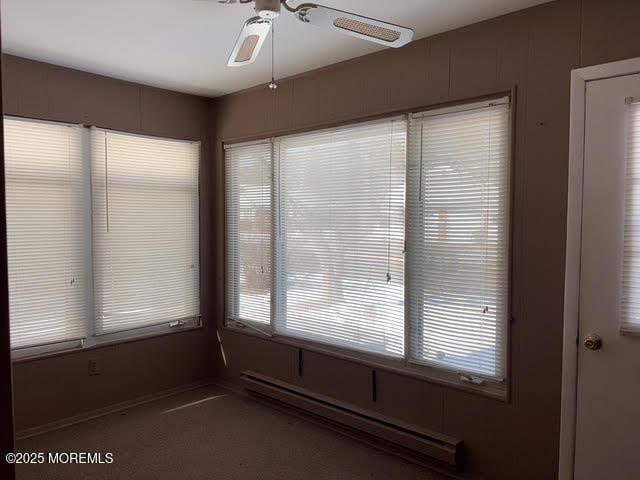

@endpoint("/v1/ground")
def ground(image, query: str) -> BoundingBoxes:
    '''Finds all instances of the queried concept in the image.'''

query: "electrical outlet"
[88,359,102,376]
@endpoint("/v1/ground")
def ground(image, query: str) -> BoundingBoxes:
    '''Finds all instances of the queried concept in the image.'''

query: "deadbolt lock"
[584,334,603,351]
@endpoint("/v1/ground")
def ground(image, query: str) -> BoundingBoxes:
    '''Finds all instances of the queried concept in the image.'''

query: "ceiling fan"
[220,0,414,67]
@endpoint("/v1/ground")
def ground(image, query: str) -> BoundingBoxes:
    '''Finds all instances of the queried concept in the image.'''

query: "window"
[91,129,200,334]
[225,141,272,325]
[275,119,406,356]
[4,118,201,352]
[621,101,640,334]
[407,99,511,379]
[225,98,511,383]
[4,118,87,349]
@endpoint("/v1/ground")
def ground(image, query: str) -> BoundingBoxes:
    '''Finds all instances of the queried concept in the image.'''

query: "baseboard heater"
[240,371,463,470]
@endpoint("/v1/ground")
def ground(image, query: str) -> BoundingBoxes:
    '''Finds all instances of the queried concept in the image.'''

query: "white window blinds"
[91,129,200,334]
[224,101,512,384]
[621,101,640,334]
[4,118,87,348]
[407,99,511,379]
[225,141,272,325]
[275,119,407,357]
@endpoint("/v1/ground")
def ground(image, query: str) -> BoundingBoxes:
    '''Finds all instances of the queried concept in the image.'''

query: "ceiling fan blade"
[293,4,413,48]
[227,17,272,67]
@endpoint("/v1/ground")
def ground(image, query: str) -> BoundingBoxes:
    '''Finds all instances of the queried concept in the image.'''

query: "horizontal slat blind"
[225,141,272,325]
[621,102,640,334]
[275,118,407,357]
[4,118,87,348]
[407,100,511,378]
[92,129,200,334]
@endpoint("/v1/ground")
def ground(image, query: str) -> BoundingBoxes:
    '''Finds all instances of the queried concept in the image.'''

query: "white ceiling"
[1,0,550,97]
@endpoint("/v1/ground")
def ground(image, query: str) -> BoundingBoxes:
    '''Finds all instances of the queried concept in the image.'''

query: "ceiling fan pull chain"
[269,19,278,90]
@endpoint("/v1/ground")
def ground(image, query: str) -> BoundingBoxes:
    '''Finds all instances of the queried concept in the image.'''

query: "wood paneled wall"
[0,17,17,479]
[1,54,217,432]
[212,1,640,478]
[3,0,640,477]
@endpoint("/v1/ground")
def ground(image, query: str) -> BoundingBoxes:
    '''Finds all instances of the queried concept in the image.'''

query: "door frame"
[561,56,640,480]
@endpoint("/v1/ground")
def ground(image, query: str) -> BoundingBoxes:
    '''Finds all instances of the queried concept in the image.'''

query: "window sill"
[221,321,508,401]
[11,318,203,364]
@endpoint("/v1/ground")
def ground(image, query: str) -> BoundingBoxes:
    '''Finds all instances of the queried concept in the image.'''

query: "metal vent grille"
[333,17,401,43]
[235,34,259,63]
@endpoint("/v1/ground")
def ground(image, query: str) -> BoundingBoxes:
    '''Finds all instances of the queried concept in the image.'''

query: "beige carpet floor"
[15,384,448,480]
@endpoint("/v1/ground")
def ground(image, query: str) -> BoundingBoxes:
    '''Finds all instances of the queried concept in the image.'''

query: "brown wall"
[212,1,640,478]
[1,54,216,432]
[4,0,640,475]
[0,16,17,479]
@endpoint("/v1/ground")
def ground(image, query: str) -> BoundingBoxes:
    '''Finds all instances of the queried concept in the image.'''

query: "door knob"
[584,334,603,351]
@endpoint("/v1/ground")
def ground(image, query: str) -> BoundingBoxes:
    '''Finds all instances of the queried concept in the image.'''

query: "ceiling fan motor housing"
[255,0,281,19]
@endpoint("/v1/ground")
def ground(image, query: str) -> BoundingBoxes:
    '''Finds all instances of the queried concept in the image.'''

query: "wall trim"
[15,378,214,440]
[561,56,640,480]
[221,325,507,401]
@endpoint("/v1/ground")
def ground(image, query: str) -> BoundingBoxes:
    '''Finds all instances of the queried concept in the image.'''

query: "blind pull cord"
[67,128,74,288]
[418,122,424,202]
[261,147,266,278]
[481,116,493,315]
[104,133,110,233]
[386,123,394,284]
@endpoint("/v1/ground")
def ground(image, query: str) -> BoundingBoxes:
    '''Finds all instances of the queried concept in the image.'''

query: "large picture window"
[225,98,511,383]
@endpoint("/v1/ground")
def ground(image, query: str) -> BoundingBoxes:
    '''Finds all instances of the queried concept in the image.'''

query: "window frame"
[224,138,274,327]
[223,94,514,399]
[7,118,203,361]
[406,96,512,381]
[273,117,408,357]
[90,127,201,336]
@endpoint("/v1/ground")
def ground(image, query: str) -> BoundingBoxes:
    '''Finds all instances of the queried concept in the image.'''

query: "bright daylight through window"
[4,118,87,349]
[621,100,640,335]
[225,98,511,381]
[4,117,201,352]
[407,99,511,379]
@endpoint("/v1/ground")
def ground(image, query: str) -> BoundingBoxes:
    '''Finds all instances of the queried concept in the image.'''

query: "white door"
[576,72,640,479]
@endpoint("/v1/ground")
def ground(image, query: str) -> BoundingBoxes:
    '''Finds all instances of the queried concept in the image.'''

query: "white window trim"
[12,317,202,361]
[224,101,512,398]
[406,96,511,382]
[410,96,510,119]
[560,56,640,480]
[7,119,202,361]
